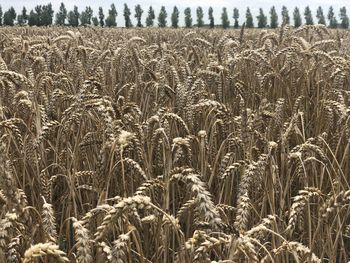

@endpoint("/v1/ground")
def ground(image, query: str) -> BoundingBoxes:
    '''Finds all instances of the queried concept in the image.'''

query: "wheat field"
[0,25,349,262]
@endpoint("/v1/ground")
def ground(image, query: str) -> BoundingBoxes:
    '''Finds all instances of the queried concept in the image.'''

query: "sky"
[1,0,349,26]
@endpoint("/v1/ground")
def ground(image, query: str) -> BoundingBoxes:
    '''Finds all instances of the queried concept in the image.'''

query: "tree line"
[0,3,349,29]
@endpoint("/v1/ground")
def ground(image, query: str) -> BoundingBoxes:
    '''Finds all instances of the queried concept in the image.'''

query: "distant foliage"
[3,7,16,26]
[270,6,278,28]
[146,6,155,27]
[98,7,104,27]
[67,6,79,27]
[134,4,143,27]
[304,6,314,25]
[316,6,326,25]
[246,7,254,28]
[123,4,133,28]
[0,5,350,29]
[339,7,349,29]
[233,8,239,28]
[196,7,204,27]
[257,8,267,28]
[208,7,214,28]
[55,3,67,26]
[171,6,179,28]
[282,6,290,25]
[221,7,230,29]
[328,6,338,28]
[80,6,93,26]
[184,7,192,28]
[158,6,167,28]
[293,7,302,28]
[105,4,117,27]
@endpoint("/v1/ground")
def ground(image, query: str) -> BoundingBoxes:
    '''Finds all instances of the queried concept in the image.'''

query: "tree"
[304,6,314,25]
[184,8,192,28]
[316,6,326,25]
[123,4,133,28]
[17,15,25,26]
[339,7,349,29]
[80,6,93,26]
[17,7,27,26]
[328,6,338,28]
[22,7,28,24]
[98,7,104,27]
[135,4,143,27]
[233,8,239,28]
[28,10,38,26]
[270,6,278,28]
[221,7,230,29]
[293,7,302,28]
[246,8,254,28]
[55,3,67,25]
[3,7,16,26]
[92,17,99,26]
[27,5,45,26]
[208,7,214,28]
[0,6,2,26]
[145,6,155,27]
[282,6,290,25]
[32,5,43,26]
[158,6,167,27]
[196,7,204,27]
[68,6,80,27]
[105,4,117,27]
[171,6,179,28]
[27,4,53,26]
[257,8,267,28]
[42,3,54,26]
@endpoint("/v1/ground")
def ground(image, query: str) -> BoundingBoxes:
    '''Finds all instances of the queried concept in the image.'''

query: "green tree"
[28,10,38,26]
[92,17,99,26]
[28,5,42,26]
[0,6,3,26]
[257,8,267,28]
[328,6,338,28]
[184,7,192,28]
[42,3,54,26]
[282,6,290,25]
[68,6,80,27]
[36,5,44,26]
[171,6,179,28]
[135,4,143,27]
[270,6,278,28]
[55,3,67,25]
[106,4,117,27]
[80,6,93,26]
[208,7,214,28]
[22,7,28,24]
[145,6,155,27]
[221,7,230,29]
[339,7,349,29]
[158,6,167,27]
[233,8,239,28]
[17,7,27,26]
[123,3,133,28]
[246,8,254,28]
[304,6,314,25]
[3,7,16,26]
[196,7,204,27]
[98,7,104,27]
[293,7,302,28]
[17,15,25,26]
[316,6,326,25]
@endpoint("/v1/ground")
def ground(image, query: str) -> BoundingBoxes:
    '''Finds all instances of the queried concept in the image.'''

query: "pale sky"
[1,0,349,26]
